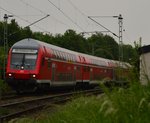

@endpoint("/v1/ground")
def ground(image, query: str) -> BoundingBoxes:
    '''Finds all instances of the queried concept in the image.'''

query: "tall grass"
[11,81,150,123]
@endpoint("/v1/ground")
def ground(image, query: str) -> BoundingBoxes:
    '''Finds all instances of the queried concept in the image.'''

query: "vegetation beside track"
[9,81,150,123]
[0,79,12,95]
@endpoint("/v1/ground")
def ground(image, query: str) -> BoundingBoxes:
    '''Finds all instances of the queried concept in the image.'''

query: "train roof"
[139,45,150,55]
[15,38,78,54]
[11,38,131,68]
[12,38,40,49]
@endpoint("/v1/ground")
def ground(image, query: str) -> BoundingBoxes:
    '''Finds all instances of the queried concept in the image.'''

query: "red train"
[6,38,130,92]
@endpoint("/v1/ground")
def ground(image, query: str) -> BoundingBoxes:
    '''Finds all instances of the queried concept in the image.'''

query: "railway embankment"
[4,81,150,123]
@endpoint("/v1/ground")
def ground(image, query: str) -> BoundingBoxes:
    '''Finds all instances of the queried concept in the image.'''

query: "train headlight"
[8,73,12,77]
[32,74,36,78]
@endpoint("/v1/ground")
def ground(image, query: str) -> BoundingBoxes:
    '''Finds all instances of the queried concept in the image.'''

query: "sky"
[0,0,150,46]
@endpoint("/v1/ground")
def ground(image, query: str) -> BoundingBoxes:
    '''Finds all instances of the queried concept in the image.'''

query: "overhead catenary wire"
[88,16,119,38]
[88,16,119,18]
[66,0,118,37]
[67,0,87,17]
[0,6,50,32]
[67,0,90,27]
[0,1,119,38]
[47,0,86,32]
[24,14,50,28]
[19,0,71,29]
[19,0,47,15]
[8,15,50,37]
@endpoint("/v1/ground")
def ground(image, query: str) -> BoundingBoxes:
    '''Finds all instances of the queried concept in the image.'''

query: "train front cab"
[6,48,41,92]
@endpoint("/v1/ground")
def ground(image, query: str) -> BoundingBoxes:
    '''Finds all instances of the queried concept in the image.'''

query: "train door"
[73,66,77,81]
[82,66,90,83]
[41,57,51,80]
[39,57,47,79]
[47,58,52,79]
[90,68,93,81]
[76,65,82,83]
[51,62,56,82]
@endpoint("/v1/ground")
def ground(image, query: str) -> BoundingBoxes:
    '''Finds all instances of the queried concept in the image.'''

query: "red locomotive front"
[6,39,43,92]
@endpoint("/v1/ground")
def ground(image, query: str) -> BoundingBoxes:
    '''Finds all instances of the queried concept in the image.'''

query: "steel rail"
[0,88,103,122]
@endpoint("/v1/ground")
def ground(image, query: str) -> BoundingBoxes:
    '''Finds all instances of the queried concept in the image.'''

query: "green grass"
[10,81,150,123]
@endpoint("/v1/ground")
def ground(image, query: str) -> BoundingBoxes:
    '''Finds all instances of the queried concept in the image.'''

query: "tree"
[8,19,22,46]
[87,33,119,60]
[60,29,87,53]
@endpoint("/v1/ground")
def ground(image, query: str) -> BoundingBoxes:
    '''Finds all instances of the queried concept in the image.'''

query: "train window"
[69,54,71,61]
[58,51,61,59]
[63,53,66,60]
[73,56,76,62]
[62,52,65,60]
[58,51,62,59]
[52,49,56,58]
[70,55,72,62]
[12,49,38,54]
[60,52,64,60]
[24,54,37,65]
[69,54,72,61]
[70,55,72,61]
[11,53,37,70]
[65,53,67,60]
[54,50,57,58]
[64,53,66,60]
[11,53,24,66]
[55,50,58,58]
[72,56,74,62]
[71,55,74,62]
[67,54,69,61]
[72,55,76,62]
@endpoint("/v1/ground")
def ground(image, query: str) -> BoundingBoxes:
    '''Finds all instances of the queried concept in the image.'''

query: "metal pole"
[118,14,123,62]
[118,14,123,80]
[3,14,8,80]
[3,14,13,80]
[0,14,8,100]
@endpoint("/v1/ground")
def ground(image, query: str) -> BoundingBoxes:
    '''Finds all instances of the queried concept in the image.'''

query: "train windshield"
[11,49,38,70]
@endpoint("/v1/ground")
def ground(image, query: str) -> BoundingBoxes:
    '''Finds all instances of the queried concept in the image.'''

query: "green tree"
[87,33,119,60]
[60,29,87,53]
[8,19,22,46]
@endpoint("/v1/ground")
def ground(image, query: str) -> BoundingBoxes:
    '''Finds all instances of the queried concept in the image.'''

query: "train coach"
[6,38,130,93]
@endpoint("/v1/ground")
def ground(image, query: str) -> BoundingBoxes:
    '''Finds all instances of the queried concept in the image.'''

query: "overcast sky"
[0,0,149,46]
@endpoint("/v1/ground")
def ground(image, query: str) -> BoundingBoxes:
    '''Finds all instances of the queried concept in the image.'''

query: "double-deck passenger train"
[6,38,130,92]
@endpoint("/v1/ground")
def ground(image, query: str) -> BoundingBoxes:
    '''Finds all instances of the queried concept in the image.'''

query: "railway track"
[0,88,103,122]
[0,88,78,104]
